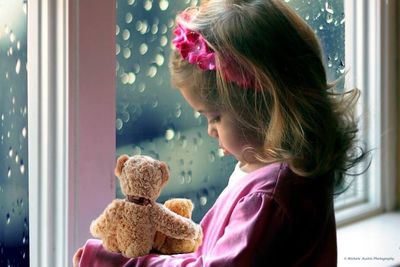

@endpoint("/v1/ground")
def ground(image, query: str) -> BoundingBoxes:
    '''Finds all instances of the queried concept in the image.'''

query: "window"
[0,1,29,266]
[25,0,397,266]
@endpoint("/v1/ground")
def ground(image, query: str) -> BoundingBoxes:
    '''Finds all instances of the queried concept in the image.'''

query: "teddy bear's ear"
[159,162,170,186]
[115,154,130,177]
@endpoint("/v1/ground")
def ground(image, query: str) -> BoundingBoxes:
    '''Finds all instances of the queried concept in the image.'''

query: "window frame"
[334,0,398,226]
[26,0,397,266]
[27,0,116,266]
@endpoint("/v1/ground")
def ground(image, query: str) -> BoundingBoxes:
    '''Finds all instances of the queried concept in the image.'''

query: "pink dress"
[78,162,337,266]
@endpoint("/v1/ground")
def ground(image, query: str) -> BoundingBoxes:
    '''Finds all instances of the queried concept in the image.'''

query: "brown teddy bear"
[153,198,203,254]
[90,155,203,258]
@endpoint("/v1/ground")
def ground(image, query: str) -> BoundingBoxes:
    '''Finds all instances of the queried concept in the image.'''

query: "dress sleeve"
[78,193,288,267]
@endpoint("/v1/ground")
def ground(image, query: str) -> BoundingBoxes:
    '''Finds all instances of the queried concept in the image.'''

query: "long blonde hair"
[170,0,368,190]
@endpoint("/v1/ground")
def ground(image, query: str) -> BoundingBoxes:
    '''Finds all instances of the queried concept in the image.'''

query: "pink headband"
[172,16,257,90]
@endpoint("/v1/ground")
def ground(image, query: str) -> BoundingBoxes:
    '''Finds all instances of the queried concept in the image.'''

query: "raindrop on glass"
[159,0,169,10]
[155,54,164,66]
[209,151,216,162]
[123,47,131,59]
[160,35,168,47]
[325,2,334,14]
[125,12,133,24]
[139,43,148,55]
[144,0,152,11]
[128,72,136,84]
[199,196,207,206]
[116,118,123,130]
[147,65,157,78]
[165,128,175,141]
[122,29,130,40]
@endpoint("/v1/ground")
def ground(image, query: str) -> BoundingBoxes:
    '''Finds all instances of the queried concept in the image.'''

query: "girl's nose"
[207,124,218,138]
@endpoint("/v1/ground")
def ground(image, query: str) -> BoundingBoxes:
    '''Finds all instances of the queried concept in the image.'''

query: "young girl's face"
[180,87,250,164]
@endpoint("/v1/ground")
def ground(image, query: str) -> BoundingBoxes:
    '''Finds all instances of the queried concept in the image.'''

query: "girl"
[74,0,367,266]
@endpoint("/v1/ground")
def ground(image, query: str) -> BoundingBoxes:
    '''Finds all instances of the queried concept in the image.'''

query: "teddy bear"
[90,154,203,258]
[153,198,203,254]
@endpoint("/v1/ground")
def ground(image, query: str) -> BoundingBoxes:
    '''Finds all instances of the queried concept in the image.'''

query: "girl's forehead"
[179,86,217,112]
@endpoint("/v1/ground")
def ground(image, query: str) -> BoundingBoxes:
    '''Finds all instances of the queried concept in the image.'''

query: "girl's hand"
[73,247,84,267]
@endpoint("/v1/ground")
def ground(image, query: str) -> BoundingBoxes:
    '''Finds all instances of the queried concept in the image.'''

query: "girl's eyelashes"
[208,115,221,124]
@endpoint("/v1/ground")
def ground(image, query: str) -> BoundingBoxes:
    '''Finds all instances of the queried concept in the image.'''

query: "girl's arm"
[76,193,289,267]
[152,203,202,240]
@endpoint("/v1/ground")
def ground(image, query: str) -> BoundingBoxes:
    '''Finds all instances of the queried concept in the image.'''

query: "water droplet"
[9,147,13,157]
[125,12,133,24]
[325,2,334,14]
[15,154,19,163]
[22,127,27,138]
[144,0,152,10]
[22,235,26,244]
[7,167,11,178]
[15,59,21,74]
[6,213,10,224]
[139,43,148,55]
[305,14,310,21]
[116,118,123,130]
[218,148,225,157]
[160,24,168,34]
[140,20,149,34]
[128,72,136,84]
[121,73,129,84]
[116,25,120,35]
[122,29,130,40]
[209,151,216,162]
[160,35,168,47]
[151,24,158,34]
[116,44,121,55]
[326,13,333,24]
[150,96,158,108]
[165,129,175,141]
[121,111,130,122]
[123,47,131,59]
[175,107,182,118]
[10,32,16,43]
[186,170,192,184]
[135,83,144,93]
[159,0,169,10]
[319,25,324,30]
[133,63,140,74]
[147,65,157,78]
[199,196,207,206]
[20,163,25,174]
[127,0,135,5]
[155,54,164,66]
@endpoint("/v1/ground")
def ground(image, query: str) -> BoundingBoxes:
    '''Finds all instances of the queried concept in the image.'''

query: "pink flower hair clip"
[172,13,259,90]
[172,23,216,71]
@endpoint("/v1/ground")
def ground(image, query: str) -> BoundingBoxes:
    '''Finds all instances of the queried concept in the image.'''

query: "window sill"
[337,212,400,266]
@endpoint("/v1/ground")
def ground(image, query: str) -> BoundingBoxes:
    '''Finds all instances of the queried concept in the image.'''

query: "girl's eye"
[209,116,221,124]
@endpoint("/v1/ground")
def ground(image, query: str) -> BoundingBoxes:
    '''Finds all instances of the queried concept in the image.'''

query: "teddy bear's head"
[115,155,169,201]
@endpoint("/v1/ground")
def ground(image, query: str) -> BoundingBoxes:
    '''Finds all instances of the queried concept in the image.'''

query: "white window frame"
[335,0,397,226]
[26,0,397,266]
[27,0,116,266]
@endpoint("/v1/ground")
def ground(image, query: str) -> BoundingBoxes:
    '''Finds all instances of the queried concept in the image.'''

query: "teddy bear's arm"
[152,204,202,240]
[90,200,121,238]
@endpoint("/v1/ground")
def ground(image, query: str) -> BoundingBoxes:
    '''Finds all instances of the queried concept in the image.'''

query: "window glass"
[0,0,29,266]
[116,0,354,221]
